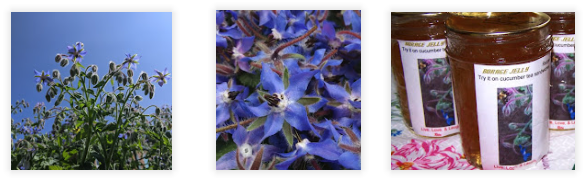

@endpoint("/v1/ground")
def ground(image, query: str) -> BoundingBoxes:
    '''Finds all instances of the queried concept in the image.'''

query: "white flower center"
[240,143,253,158]
[271,28,283,40]
[268,93,290,113]
[296,139,310,149]
[220,91,231,103]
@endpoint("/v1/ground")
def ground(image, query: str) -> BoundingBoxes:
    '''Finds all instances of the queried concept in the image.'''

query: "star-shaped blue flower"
[34,70,53,86]
[122,53,140,70]
[275,139,342,170]
[151,68,171,87]
[67,42,87,63]
[250,63,320,139]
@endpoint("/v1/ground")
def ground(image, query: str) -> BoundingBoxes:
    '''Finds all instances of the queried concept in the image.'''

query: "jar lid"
[392,12,443,17]
[446,12,550,36]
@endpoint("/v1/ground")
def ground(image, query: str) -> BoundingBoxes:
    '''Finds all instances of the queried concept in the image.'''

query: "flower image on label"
[550,34,575,130]
[474,54,551,170]
[398,39,459,137]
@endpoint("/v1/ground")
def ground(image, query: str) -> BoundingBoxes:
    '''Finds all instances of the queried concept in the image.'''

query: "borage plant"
[11,42,172,170]
[216,10,361,170]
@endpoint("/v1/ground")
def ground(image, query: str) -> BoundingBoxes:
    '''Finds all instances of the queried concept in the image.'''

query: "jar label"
[474,54,551,170]
[398,39,459,137]
[550,34,575,129]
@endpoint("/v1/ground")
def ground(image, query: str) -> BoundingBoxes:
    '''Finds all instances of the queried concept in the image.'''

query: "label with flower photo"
[398,39,459,137]
[474,54,550,170]
[550,34,575,130]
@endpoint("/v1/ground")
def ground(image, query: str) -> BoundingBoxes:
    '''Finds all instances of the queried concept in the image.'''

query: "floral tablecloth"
[390,79,575,170]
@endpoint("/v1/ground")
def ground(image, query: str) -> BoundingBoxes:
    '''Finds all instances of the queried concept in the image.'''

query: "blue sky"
[11,12,172,135]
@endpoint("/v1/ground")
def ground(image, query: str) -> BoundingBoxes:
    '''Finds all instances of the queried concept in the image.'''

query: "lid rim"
[445,12,550,36]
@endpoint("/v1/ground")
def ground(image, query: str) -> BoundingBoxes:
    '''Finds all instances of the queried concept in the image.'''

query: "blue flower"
[216,126,278,170]
[275,139,342,170]
[216,81,254,125]
[151,68,171,87]
[122,53,140,70]
[343,10,361,33]
[441,110,454,125]
[391,129,402,137]
[250,63,320,139]
[118,133,128,139]
[34,70,53,85]
[67,42,87,63]
[519,145,531,162]
[567,103,575,119]
[323,79,361,121]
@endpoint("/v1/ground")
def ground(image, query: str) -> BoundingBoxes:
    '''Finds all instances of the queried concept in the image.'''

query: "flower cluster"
[12,42,172,170]
[216,10,361,170]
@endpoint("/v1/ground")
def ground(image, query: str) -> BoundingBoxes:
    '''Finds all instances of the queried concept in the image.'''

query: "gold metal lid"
[391,12,443,17]
[446,12,550,36]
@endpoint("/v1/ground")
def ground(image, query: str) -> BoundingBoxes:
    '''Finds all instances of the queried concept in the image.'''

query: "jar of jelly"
[446,12,552,170]
[391,12,460,138]
[546,12,575,130]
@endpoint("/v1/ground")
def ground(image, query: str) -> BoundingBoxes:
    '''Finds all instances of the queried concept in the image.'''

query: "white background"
[0,0,583,178]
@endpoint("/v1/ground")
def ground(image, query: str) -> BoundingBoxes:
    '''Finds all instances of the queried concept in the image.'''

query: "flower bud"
[155,107,161,116]
[70,65,79,77]
[52,70,60,79]
[60,59,69,67]
[63,78,70,86]
[106,93,115,103]
[55,54,62,63]
[55,94,64,106]
[36,83,43,92]
[109,61,116,72]
[128,77,134,85]
[127,69,134,77]
[149,90,154,99]
[134,95,143,101]
[91,74,99,85]
[122,76,128,86]
[87,71,93,78]
[91,65,98,72]
[140,72,148,80]
[45,93,51,102]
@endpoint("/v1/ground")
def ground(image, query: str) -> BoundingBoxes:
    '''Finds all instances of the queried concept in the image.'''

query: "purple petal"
[351,79,361,98]
[306,139,342,160]
[343,10,353,26]
[246,126,265,146]
[237,36,255,54]
[216,11,225,26]
[216,104,230,125]
[348,100,361,109]
[258,10,275,28]
[158,80,164,87]
[285,70,318,101]
[350,11,361,33]
[263,113,284,139]
[284,103,319,138]
[324,82,350,102]
[216,150,237,170]
[34,70,41,76]
[315,120,341,142]
[79,50,87,56]
[232,126,247,146]
[67,46,75,53]
[275,154,300,170]
[260,63,284,94]
[339,152,361,169]
[260,144,278,162]
[246,102,270,117]
[75,43,82,51]
[274,11,288,32]
[322,21,336,40]
[311,49,326,66]
[216,83,228,104]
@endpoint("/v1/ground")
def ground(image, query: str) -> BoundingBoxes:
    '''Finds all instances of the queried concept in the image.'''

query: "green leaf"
[282,122,294,148]
[247,116,267,131]
[344,81,351,94]
[63,150,71,160]
[75,120,84,129]
[75,62,85,69]
[48,165,63,170]
[236,71,261,88]
[216,138,237,160]
[281,53,306,61]
[283,68,290,89]
[297,97,321,106]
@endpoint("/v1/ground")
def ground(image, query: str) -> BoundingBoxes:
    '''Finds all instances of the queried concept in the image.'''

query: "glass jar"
[546,12,575,130]
[446,12,553,170]
[391,12,459,138]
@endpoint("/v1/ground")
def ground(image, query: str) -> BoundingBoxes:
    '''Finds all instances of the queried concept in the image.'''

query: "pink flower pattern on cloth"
[391,139,476,170]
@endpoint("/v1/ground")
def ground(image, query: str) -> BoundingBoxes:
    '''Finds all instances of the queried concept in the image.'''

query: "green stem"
[107,81,139,169]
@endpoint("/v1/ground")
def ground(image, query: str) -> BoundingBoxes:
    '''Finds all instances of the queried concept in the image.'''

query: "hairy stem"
[216,118,257,133]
